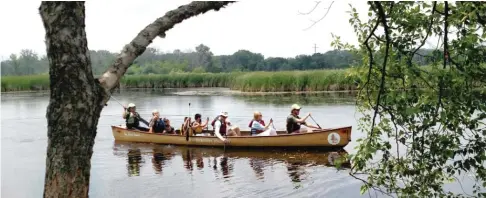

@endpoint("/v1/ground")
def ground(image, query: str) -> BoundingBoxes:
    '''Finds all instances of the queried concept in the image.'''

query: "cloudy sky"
[0,1,374,60]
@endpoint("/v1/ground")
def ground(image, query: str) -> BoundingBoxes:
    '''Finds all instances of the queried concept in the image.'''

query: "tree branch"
[436,2,449,119]
[370,2,392,136]
[358,14,381,108]
[298,1,322,15]
[98,1,235,101]
[303,1,334,31]
[411,2,437,57]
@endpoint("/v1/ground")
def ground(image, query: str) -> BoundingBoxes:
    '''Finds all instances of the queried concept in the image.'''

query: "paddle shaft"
[269,118,276,130]
[110,96,124,107]
[186,103,191,141]
[309,115,322,129]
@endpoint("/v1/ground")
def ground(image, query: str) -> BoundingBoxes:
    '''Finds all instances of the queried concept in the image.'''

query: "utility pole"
[313,43,319,54]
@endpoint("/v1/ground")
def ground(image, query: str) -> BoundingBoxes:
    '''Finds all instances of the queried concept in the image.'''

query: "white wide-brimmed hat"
[220,112,229,117]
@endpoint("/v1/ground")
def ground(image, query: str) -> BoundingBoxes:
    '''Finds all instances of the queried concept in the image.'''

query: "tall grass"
[121,73,239,88]
[230,69,356,92]
[1,69,357,92]
[1,75,50,92]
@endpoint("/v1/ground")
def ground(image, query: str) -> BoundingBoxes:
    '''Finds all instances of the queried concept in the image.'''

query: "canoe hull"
[111,125,352,148]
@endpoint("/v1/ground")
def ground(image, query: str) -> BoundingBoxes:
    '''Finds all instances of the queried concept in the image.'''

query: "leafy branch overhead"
[333,1,486,197]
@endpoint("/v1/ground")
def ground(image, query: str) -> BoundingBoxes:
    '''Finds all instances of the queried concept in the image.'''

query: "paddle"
[204,117,210,133]
[111,96,150,126]
[271,118,276,130]
[110,95,124,107]
[309,115,322,129]
[185,103,191,141]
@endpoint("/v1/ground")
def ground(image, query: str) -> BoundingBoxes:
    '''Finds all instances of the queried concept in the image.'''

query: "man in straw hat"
[213,111,241,143]
[286,104,319,134]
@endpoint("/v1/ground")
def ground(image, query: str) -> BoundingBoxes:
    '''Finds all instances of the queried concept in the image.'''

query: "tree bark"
[40,2,104,198]
[39,1,234,198]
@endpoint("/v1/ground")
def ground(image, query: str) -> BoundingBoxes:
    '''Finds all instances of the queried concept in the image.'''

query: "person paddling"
[286,104,319,134]
[249,111,277,136]
[122,103,149,131]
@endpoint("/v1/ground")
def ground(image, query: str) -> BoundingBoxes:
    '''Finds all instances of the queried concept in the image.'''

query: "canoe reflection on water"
[113,141,351,181]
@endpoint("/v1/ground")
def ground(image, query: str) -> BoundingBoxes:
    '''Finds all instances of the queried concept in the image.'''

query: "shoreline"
[1,87,358,95]
[1,69,358,93]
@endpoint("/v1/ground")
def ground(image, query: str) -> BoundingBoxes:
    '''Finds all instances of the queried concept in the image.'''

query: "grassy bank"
[1,69,357,92]
[1,75,50,92]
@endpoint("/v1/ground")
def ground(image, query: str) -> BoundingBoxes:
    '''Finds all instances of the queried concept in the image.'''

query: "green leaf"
[360,185,368,195]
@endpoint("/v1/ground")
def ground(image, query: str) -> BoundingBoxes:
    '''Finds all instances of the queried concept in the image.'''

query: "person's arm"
[303,122,319,128]
[253,121,266,131]
[122,110,128,119]
[191,121,200,130]
[201,117,209,128]
[135,112,150,126]
[294,113,311,123]
[263,119,273,129]
[214,121,226,142]
[148,118,155,133]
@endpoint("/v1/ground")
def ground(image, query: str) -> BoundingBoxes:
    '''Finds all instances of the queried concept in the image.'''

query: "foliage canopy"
[333,1,486,197]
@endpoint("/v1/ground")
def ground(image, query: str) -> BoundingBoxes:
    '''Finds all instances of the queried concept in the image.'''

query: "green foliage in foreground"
[337,2,486,197]
[1,69,358,92]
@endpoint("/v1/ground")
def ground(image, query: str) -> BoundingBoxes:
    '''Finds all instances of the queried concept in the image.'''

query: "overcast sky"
[1,1,374,60]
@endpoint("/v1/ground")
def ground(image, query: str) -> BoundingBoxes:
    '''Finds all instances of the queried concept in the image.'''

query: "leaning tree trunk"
[40,2,104,197]
[39,1,234,197]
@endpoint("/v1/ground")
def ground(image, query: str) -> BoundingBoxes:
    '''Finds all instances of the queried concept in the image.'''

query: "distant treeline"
[1,44,440,76]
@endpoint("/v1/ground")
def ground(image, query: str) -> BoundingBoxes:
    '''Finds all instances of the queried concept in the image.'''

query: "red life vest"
[211,116,229,136]
[217,120,227,136]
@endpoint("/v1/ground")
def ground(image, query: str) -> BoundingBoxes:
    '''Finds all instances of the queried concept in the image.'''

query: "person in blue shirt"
[250,111,277,136]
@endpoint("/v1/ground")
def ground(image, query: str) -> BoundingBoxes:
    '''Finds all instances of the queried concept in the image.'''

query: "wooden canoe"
[111,125,352,148]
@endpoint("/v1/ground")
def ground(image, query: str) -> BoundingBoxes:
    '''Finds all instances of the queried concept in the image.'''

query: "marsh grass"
[1,69,357,92]
[1,75,50,92]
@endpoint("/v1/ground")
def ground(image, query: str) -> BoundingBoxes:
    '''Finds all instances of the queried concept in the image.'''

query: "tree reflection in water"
[113,141,350,184]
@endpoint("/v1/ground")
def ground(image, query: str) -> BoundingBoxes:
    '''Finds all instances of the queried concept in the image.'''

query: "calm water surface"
[2,88,369,198]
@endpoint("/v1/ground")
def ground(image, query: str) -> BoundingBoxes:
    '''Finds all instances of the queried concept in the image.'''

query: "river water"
[1,88,377,197]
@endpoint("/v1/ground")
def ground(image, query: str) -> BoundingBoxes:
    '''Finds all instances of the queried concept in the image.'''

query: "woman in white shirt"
[250,111,277,136]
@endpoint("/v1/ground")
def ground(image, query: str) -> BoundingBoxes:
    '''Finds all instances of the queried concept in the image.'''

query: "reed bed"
[1,75,50,92]
[1,69,358,92]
